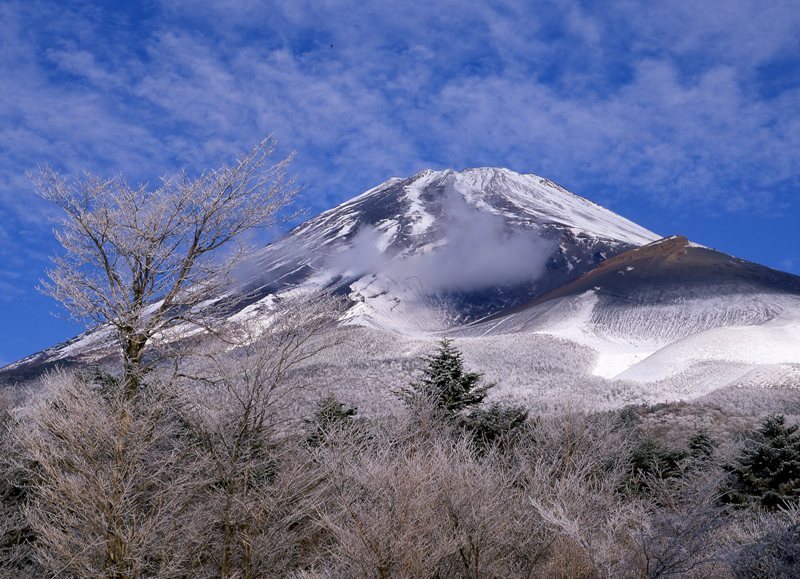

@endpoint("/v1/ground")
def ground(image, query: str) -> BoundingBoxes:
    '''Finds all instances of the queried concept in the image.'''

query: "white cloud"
[326,182,553,292]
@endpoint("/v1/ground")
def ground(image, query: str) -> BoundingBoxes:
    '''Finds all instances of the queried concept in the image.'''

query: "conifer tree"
[305,394,357,447]
[688,429,716,461]
[398,338,491,419]
[729,414,800,509]
[627,437,687,495]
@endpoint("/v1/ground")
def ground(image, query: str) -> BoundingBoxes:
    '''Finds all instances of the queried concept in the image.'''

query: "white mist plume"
[327,226,387,279]
[329,178,553,292]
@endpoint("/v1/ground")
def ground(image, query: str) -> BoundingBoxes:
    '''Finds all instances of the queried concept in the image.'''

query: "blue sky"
[1,0,799,365]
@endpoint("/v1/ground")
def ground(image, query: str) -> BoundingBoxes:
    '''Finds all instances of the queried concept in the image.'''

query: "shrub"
[731,523,800,577]
[461,401,528,451]
[728,414,800,509]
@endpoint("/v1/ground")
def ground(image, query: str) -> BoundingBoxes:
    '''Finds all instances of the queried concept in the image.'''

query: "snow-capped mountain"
[2,167,656,379]
[231,168,659,332]
[4,167,800,406]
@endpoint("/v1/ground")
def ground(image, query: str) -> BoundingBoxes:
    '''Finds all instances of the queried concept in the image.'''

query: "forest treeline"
[1,336,799,578]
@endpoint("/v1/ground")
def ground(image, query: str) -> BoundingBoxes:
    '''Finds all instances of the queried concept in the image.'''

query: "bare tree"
[32,137,297,396]
[518,412,648,576]
[630,470,727,578]
[0,390,35,578]
[3,292,344,579]
[316,403,545,579]
[7,370,203,578]
[179,291,344,578]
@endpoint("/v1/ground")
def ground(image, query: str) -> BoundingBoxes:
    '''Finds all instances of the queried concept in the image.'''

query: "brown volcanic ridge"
[486,235,800,321]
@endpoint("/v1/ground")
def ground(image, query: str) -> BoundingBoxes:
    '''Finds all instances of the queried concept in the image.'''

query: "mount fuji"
[4,168,800,409]
[233,167,659,333]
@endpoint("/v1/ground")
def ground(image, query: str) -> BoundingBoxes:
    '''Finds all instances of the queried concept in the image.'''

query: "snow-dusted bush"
[317,425,541,577]
[4,329,800,576]
[4,370,200,577]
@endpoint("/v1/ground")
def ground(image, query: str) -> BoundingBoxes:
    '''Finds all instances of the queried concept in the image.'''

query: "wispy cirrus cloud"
[4,0,798,211]
[1,0,799,362]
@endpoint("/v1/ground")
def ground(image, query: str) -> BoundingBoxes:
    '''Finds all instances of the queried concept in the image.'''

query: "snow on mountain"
[457,290,657,378]
[460,235,800,389]
[616,306,800,382]
[232,167,660,332]
[446,169,657,245]
[3,167,658,379]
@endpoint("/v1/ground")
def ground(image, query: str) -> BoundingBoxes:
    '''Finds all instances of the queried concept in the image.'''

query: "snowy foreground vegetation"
[1,329,800,578]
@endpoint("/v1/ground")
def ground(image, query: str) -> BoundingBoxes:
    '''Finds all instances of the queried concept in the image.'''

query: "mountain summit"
[236,168,659,332]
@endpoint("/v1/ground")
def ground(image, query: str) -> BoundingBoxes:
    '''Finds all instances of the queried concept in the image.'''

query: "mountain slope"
[462,236,800,381]
[2,167,657,380]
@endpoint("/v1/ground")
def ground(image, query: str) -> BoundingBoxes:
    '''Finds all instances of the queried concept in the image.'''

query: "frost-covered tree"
[5,370,199,577]
[32,138,297,397]
[3,292,343,579]
[179,292,344,578]
[729,414,800,509]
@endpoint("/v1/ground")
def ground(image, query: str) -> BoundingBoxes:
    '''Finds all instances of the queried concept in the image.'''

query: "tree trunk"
[105,401,133,579]
[122,332,147,399]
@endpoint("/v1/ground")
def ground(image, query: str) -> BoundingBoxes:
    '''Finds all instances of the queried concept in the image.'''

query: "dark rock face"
[517,236,800,309]
[475,235,800,346]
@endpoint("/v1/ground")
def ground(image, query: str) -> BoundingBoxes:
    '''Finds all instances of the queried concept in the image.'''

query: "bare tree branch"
[31,137,299,396]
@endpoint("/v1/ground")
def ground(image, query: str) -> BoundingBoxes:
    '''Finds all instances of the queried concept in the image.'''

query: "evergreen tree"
[729,414,800,509]
[461,402,528,451]
[628,437,687,494]
[688,429,716,461]
[305,394,357,447]
[399,339,528,449]
[398,338,491,419]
